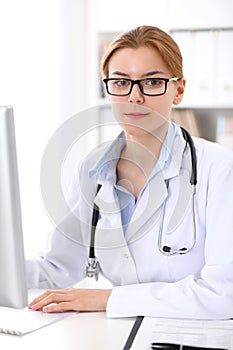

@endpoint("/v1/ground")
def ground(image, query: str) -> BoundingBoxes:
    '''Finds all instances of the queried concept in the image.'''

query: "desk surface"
[0,311,134,350]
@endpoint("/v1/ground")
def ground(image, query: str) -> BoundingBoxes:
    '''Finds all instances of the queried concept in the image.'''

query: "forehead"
[108,46,170,76]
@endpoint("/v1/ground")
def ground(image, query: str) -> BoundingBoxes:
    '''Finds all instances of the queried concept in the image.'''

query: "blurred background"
[0,0,232,256]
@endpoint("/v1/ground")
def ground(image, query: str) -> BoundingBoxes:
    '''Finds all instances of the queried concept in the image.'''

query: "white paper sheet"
[131,317,233,350]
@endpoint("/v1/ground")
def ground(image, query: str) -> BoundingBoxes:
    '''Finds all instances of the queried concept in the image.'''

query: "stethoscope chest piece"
[84,257,99,281]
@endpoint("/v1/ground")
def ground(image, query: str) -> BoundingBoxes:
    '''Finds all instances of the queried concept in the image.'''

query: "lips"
[124,112,149,120]
[111,102,153,122]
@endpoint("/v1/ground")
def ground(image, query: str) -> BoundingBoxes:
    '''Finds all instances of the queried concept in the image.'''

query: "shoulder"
[71,141,111,189]
[71,133,124,188]
[193,137,233,185]
[65,142,112,208]
[193,136,233,166]
[79,141,110,175]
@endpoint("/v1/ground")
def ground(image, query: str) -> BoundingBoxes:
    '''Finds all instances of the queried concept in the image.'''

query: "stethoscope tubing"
[180,127,197,186]
[89,183,102,259]
[158,128,197,255]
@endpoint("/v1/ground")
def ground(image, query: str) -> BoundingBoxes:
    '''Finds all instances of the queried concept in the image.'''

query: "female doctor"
[28,25,233,319]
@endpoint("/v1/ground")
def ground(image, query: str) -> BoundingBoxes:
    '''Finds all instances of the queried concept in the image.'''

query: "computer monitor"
[0,106,28,308]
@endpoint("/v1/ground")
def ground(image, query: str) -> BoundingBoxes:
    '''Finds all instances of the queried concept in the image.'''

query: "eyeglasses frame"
[103,77,180,97]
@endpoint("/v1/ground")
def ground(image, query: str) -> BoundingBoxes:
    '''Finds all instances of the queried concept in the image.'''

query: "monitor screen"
[0,106,28,308]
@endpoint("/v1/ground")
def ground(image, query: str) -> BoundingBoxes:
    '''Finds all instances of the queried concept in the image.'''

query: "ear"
[173,77,186,105]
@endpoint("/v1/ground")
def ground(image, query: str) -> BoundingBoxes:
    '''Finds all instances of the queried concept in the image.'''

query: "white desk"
[0,312,134,350]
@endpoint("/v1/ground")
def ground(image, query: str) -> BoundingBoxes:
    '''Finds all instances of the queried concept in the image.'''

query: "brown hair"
[100,25,183,78]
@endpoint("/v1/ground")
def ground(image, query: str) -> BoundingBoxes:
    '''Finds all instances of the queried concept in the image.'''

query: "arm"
[26,229,88,289]
[26,159,96,289]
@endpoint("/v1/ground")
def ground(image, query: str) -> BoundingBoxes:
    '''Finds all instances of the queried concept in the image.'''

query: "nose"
[128,83,144,104]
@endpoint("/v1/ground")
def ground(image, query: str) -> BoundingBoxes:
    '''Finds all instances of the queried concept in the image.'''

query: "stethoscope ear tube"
[84,184,102,280]
[180,127,197,186]
[89,183,102,259]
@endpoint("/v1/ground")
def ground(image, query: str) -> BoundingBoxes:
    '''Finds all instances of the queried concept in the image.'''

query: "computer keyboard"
[0,305,75,336]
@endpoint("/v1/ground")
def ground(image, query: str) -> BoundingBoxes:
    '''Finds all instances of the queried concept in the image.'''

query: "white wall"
[97,0,233,31]
[0,0,90,256]
[169,0,233,29]
[97,0,171,32]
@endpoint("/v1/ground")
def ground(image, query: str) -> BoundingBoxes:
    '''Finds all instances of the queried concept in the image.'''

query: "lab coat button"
[123,253,129,259]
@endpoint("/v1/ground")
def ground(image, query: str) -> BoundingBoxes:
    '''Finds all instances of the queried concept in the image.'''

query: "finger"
[43,301,78,313]
[29,290,57,306]
[29,292,73,310]
[29,289,73,308]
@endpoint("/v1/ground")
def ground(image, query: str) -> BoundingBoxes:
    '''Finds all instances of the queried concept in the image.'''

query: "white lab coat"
[26,129,233,319]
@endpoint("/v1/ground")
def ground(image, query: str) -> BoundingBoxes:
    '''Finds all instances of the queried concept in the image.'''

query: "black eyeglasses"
[103,77,180,96]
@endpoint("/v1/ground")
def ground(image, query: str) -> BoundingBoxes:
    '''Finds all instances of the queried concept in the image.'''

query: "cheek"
[107,95,128,104]
[145,94,174,118]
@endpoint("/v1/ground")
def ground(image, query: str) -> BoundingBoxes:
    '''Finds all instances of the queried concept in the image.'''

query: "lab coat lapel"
[125,171,168,243]
[163,134,193,234]
[94,183,139,284]
[163,130,187,180]
[94,181,123,246]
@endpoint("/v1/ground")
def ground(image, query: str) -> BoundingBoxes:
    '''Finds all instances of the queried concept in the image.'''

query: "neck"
[121,124,169,177]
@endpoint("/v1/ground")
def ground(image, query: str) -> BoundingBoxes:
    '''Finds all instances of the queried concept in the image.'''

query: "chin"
[121,120,169,141]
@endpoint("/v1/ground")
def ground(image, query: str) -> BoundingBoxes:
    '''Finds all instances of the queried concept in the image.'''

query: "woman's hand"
[28,288,112,313]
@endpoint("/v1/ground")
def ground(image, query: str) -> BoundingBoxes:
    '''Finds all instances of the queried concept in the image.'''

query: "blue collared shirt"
[89,122,179,232]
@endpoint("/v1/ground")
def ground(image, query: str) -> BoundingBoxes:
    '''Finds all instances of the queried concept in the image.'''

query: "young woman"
[28,25,233,319]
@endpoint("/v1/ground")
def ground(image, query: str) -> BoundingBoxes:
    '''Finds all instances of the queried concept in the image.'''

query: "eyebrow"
[110,70,167,78]
[142,70,167,77]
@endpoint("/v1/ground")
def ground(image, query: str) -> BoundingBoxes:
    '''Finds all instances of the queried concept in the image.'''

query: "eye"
[145,78,163,87]
[113,79,130,87]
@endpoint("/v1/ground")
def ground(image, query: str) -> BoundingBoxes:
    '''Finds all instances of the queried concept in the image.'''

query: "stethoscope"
[84,127,197,280]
